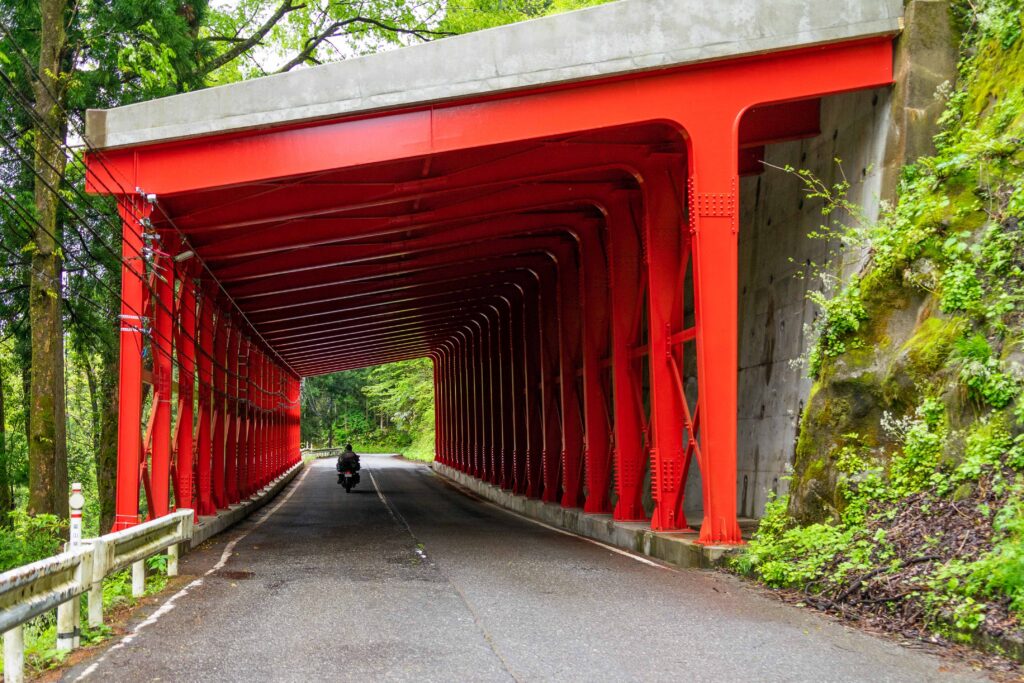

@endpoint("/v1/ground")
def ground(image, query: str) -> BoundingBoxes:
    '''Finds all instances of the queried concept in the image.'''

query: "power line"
[0,183,288,403]
[0,113,288,399]
[0,24,298,379]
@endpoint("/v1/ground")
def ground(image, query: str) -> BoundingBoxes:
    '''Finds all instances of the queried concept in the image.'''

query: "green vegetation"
[439,0,612,32]
[739,0,1024,651]
[301,359,436,461]
[0,554,170,677]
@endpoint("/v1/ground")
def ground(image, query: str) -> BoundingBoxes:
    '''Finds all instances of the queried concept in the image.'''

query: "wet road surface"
[63,456,985,682]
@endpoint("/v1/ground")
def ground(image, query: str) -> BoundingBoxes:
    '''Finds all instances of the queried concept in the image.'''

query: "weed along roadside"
[732,1,1024,671]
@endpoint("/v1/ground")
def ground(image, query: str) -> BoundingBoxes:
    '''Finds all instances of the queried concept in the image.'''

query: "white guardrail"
[0,509,192,683]
[304,448,343,459]
[303,446,344,456]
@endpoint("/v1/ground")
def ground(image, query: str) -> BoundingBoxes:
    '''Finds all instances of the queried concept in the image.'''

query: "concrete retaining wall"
[432,462,740,569]
[729,87,892,520]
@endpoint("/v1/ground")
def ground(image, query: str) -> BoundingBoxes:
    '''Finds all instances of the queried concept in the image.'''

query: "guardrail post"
[56,597,76,651]
[57,483,85,651]
[168,509,193,577]
[132,560,146,598]
[88,538,108,627]
[167,542,179,577]
[3,625,24,683]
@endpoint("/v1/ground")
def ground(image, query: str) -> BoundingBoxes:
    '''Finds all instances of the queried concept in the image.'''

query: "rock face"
[786,0,1024,524]
[716,1,961,522]
[882,0,961,195]
[788,284,967,522]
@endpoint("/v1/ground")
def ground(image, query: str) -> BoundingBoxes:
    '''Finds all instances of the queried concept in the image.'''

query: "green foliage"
[115,22,180,92]
[939,260,983,313]
[735,494,851,587]
[958,356,1020,408]
[885,397,947,494]
[302,358,435,458]
[747,0,1024,645]
[968,500,1024,614]
[807,285,868,377]
[0,510,66,572]
[439,0,613,33]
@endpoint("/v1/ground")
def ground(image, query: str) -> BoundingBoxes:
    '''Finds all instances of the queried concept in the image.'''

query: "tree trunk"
[0,368,12,527]
[28,0,70,518]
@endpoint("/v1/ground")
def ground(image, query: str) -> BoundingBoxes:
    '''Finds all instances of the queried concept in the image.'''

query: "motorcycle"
[337,462,360,493]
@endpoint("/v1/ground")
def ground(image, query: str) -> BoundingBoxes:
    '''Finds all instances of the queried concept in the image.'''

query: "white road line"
[368,469,422,555]
[74,466,312,681]
[434,472,671,571]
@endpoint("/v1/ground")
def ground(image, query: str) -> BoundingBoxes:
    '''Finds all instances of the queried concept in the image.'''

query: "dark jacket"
[337,450,360,472]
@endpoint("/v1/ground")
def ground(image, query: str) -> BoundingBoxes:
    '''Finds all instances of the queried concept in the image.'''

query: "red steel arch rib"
[86,36,893,543]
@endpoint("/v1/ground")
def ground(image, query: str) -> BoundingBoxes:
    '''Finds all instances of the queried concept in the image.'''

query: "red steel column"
[225,322,240,503]
[468,327,479,479]
[443,342,458,466]
[436,346,449,464]
[452,333,465,472]
[256,350,266,486]
[245,347,258,492]
[274,368,282,475]
[237,338,250,498]
[521,279,543,498]
[581,229,613,514]
[509,286,529,495]
[645,163,692,532]
[688,120,743,545]
[432,352,443,463]
[289,375,301,465]
[609,197,647,522]
[478,317,493,483]
[251,349,261,487]
[431,353,443,462]
[266,362,274,480]
[486,311,502,485]
[471,324,485,479]
[211,309,228,509]
[491,303,513,488]
[196,290,215,516]
[557,249,585,509]
[113,197,150,530]
[174,262,197,516]
[279,371,284,474]
[149,237,174,519]
[538,265,563,503]
[457,333,471,473]
[444,348,455,466]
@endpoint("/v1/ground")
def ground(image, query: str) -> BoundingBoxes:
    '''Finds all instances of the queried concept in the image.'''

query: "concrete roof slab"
[85,0,902,150]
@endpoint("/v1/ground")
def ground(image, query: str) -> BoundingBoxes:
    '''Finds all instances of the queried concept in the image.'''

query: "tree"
[0,351,9,526]
[26,0,69,518]
[438,0,612,33]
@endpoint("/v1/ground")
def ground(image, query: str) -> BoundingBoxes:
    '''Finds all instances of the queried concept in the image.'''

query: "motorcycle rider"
[337,444,360,472]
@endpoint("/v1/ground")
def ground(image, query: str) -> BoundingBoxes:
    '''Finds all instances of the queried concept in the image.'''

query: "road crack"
[367,469,521,682]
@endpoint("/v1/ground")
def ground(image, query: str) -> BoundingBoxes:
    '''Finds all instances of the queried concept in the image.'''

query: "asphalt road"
[63,456,985,682]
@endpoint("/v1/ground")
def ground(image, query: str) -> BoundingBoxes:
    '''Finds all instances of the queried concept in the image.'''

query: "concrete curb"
[189,462,304,549]
[431,462,741,569]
